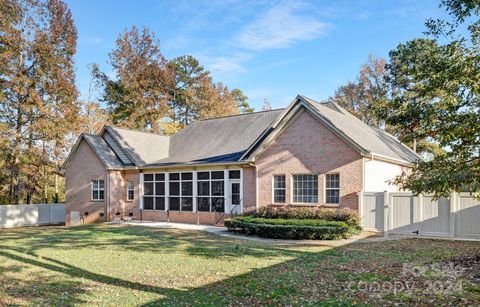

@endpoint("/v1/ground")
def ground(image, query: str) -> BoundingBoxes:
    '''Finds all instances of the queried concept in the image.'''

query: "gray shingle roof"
[82,134,124,168]
[104,126,170,166]
[302,96,420,163]
[152,109,284,166]
[66,95,420,170]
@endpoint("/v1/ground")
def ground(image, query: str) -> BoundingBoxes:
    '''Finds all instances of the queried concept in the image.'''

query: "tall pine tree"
[0,0,79,203]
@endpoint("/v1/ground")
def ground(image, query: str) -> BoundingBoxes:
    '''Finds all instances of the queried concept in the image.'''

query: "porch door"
[229,181,241,214]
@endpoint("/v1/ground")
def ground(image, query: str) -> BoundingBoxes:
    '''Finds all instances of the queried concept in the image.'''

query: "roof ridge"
[198,108,285,122]
[106,125,168,137]
[82,133,98,137]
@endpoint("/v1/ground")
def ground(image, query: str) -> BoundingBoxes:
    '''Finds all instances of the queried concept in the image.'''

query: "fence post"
[358,191,364,228]
[449,192,456,240]
[383,191,389,237]
[418,194,423,236]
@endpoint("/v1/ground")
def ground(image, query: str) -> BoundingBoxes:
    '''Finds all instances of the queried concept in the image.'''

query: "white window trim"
[272,174,286,204]
[126,179,134,201]
[142,173,166,211]
[196,170,227,213]
[168,171,194,212]
[290,174,319,205]
[325,173,340,206]
[91,179,105,201]
[139,169,242,214]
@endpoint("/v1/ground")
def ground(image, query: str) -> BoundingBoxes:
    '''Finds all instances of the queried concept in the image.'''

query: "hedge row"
[252,207,360,227]
[232,216,349,228]
[225,218,361,240]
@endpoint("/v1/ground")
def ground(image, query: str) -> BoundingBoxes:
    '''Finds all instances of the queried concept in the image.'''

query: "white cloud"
[236,1,329,50]
[200,53,251,76]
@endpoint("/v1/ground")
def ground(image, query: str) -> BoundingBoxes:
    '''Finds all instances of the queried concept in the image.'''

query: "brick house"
[61,95,420,225]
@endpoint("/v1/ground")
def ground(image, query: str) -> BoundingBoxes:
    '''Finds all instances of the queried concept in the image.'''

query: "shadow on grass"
[0,224,305,260]
[1,225,479,305]
[0,250,187,301]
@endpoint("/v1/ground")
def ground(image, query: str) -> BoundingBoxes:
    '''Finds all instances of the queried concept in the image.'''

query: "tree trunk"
[54,173,59,203]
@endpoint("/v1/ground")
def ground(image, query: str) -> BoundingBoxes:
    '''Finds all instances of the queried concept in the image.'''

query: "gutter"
[362,153,416,167]
[107,160,252,171]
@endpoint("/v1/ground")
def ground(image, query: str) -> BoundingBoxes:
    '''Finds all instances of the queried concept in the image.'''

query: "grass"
[0,224,479,305]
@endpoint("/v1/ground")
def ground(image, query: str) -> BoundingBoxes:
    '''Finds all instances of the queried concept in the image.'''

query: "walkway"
[126,221,415,247]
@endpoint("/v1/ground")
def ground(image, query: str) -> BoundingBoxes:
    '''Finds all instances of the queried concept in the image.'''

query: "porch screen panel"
[143,173,165,210]
[196,171,224,212]
[169,172,193,211]
[197,172,210,212]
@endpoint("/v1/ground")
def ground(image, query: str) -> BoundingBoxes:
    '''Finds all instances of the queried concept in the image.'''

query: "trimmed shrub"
[225,216,361,240]
[233,216,348,228]
[253,207,360,227]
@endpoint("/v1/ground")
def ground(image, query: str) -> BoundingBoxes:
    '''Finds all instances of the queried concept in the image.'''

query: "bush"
[225,216,361,240]
[253,207,360,227]
[233,216,348,228]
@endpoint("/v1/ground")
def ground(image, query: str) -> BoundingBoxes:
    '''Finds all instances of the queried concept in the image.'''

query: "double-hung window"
[143,173,165,210]
[197,171,225,212]
[292,174,318,203]
[325,173,340,204]
[127,180,134,201]
[92,179,104,200]
[273,175,286,203]
[169,172,193,211]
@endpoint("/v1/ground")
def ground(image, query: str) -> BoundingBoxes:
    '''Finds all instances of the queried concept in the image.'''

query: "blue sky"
[66,0,446,110]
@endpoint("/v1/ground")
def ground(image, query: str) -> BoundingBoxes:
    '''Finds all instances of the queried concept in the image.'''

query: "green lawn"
[0,225,479,305]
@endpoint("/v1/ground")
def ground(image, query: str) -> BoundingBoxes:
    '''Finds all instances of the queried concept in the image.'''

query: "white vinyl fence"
[360,192,480,241]
[0,204,65,228]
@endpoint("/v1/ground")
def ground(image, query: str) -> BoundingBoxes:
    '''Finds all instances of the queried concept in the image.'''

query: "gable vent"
[103,132,134,165]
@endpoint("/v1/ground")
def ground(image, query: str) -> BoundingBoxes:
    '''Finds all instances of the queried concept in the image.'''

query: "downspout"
[106,170,110,222]
[255,163,259,210]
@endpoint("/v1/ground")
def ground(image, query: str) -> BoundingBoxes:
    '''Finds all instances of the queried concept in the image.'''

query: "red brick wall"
[242,166,257,213]
[256,109,363,210]
[65,141,107,225]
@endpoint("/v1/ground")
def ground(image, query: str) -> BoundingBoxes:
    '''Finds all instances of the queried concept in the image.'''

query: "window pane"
[144,197,154,210]
[92,190,99,200]
[274,190,285,203]
[211,197,224,212]
[197,172,210,180]
[144,182,154,195]
[155,197,165,210]
[169,173,180,181]
[229,170,240,179]
[292,174,317,203]
[326,189,340,204]
[181,172,193,180]
[181,182,193,196]
[155,173,165,181]
[128,190,134,200]
[198,181,209,196]
[197,197,210,212]
[99,190,104,200]
[144,174,154,181]
[274,175,285,188]
[326,174,340,188]
[169,182,180,196]
[92,180,98,189]
[98,180,104,189]
[128,180,134,190]
[155,182,165,195]
[181,197,193,211]
[211,181,224,196]
[169,197,180,210]
[211,171,224,179]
